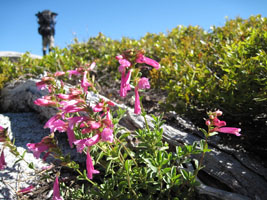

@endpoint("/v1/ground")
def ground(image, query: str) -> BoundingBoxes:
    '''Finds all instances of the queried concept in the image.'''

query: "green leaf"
[180,169,189,180]
[28,162,35,169]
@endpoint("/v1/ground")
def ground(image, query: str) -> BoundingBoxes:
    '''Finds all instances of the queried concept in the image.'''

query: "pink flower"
[36,81,47,90]
[93,101,105,112]
[103,109,113,127]
[60,99,85,114]
[18,185,34,194]
[53,175,63,200]
[67,128,76,148]
[118,59,131,73]
[66,116,88,147]
[213,118,226,127]
[44,116,67,133]
[134,87,141,115]
[74,134,100,153]
[134,78,150,115]
[54,71,65,77]
[36,77,54,90]
[0,150,6,170]
[67,69,81,78]
[81,121,101,134]
[208,110,241,137]
[136,53,160,70]
[27,143,50,159]
[81,71,92,92]
[215,127,241,136]
[86,151,100,180]
[69,88,83,96]
[34,98,57,107]
[115,55,124,60]
[57,94,74,100]
[101,128,114,143]
[138,77,150,89]
[88,62,96,71]
[93,99,115,113]
[41,165,53,171]
[215,110,223,116]
[60,99,85,109]
[120,69,132,97]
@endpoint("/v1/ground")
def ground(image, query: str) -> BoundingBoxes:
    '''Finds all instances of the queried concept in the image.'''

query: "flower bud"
[205,120,211,126]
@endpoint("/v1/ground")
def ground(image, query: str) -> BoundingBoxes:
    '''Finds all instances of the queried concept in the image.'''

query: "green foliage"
[62,111,202,200]
[1,15,266,125]
[68,15,267,126]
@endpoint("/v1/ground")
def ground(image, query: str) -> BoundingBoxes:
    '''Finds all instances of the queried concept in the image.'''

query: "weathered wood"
[1,79,267,200]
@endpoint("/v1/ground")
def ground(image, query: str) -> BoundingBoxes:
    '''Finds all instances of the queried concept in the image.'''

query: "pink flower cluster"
[206,110,241,136]
[116,51,160,114]
[30,64,116,199]
[27,134,57,160]
[30,64,116,198]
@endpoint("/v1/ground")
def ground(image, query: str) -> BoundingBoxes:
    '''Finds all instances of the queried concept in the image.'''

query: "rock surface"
[0,113,50,200]
[1,79,267,200]
[0,51,42,62]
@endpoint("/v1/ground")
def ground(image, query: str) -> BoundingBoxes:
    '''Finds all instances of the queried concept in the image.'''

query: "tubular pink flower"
[53,175,63,200]
[67,128,76,148]
[118,59,131,73]
[115,55,124,60]
[81,121,101,134]
[54,71,65,77]
[215,110,223,116]
[0,150,6,170]
[93,101,105,112]
[119,69,132,97]
[27,143,50,159]
[101,128,114,143]
[107,101,115,106]
[138,77,150,89]
[70,88,83,96]
[134,78,150,115]
[36,81,47,90]
[18,185,35,194]
[66,116,88,147]
[86,151,100,180]
[44,115,66,132]
[67,69,81,78]
[134,87,141,115]
[213,118,226,127]
[88,62,96,71]
[216,127,241,136]
[74,134,100,153]
[57,94,76,100]
[34,98,57,107]
[85,134,101,146]
[136,53,160,70]
[60,99,85,110]
[60,99,85,114]
[47,120,67,133]
[81,71,92,92]
[104,109,113,127]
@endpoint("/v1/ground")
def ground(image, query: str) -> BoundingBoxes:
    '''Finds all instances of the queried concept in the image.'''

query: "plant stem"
[140,100,150,132]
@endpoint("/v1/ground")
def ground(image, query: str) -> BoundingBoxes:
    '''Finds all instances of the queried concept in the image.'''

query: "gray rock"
[0,113,50,200]
[1,79,267,200]
[0,51,42,62]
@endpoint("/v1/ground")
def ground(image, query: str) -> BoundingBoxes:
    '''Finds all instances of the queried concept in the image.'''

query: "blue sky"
[1,0,267,56]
